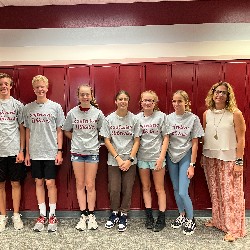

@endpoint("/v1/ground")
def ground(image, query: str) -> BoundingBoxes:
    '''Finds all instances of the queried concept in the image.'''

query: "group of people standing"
[0,73,246,242]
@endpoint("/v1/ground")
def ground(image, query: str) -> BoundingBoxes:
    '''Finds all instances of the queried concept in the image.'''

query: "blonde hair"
[173,90,191,112]
[205,81,237,112]
[77,84,99,108]
[140,90,160,111]
[32,75,49,87]
[0,73,13,86]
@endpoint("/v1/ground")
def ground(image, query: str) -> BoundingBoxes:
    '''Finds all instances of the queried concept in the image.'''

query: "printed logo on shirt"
[0,110,16,121]
[172,124,189,137]
[30,113,52,123]
[110,124,133,136]
[141,123,160,135]
[73,118,98,130]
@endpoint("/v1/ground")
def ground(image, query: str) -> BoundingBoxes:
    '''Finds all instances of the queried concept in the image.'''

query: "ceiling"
[0,0,194,7]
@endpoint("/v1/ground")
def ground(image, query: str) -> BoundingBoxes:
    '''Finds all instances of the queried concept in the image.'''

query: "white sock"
[38,202,46,217]
[49,203,56,217]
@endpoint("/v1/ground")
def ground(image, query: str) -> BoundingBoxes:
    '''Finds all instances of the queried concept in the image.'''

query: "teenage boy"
[0,73,25,232]
[24,75,65,232]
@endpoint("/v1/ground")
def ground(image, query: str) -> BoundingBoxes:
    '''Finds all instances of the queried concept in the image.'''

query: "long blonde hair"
[205,81,237,112]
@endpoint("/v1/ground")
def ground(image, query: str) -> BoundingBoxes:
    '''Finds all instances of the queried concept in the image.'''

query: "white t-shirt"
[24,100,65,160]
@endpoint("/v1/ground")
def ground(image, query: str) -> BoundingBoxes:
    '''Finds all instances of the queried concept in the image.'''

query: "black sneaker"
[118,214,127,232]
[183,218,196,235]
[171,215,186,229]
[105,212,119,229]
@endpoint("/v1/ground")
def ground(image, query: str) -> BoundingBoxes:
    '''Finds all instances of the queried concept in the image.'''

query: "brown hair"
[0,73,14,86]
[115,90,130,101]
[77,84,99,108]
[205,81,237,112]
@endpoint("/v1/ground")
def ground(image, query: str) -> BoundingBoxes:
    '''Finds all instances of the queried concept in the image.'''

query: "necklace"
[213,109,225,140]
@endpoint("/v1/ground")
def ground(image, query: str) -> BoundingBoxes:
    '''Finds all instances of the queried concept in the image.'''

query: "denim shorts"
[138,160,166,170]
[71,154,99,163]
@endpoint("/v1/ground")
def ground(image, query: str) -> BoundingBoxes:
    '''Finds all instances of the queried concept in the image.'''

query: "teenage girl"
[166,90,204,236]
[63,84,105,231]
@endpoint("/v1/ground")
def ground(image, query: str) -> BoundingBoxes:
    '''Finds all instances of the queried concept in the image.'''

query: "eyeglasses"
[79,93,90,97]
[141,99,155,103]
[214,90,228,96]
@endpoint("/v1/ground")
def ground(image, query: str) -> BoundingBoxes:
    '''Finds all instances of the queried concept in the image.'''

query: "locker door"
[194,62,223,209]
[92,65,118,210]
[41,67,69,210]
[118,65,143,115]
[65,66,91,210]
[167,63,196,209]
[144,64,168,112]
[117,65,143,209]
[143,64,169,209]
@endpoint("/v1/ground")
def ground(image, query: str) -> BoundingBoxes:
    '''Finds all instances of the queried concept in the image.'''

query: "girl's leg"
[139,168,152,208]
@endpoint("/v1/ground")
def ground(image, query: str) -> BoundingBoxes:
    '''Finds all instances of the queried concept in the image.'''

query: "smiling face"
[115,92,129,111]
[172,93,187,115]
[0,77,12,99]
[212,84,228,109]
[78,85,92,106]
[33,80,48,99]
[141,92,156,113]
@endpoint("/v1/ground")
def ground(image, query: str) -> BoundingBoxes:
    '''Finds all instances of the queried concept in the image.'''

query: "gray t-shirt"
[0,97,24,157]
[63,105,105,155]
[24,100,65,160]
[136,111,171,162]
[100,111,140,166]
[167,112,204,163]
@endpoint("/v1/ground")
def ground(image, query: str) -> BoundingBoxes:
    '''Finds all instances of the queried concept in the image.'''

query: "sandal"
[204,219,213,227]
[224,233,236,242]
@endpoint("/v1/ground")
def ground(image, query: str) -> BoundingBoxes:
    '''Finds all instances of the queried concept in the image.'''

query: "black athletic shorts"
[0,156,26,182]
[31,160,57,179]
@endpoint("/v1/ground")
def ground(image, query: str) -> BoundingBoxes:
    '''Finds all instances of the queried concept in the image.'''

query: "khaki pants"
[108,164,136,213]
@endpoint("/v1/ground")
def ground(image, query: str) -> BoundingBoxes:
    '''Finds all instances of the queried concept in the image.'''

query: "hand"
[24,154,31,166]
[119,160,131,172]
[187,166,194,179]
[55,152,63,165]
[155,158,164,171]
[234,164,243,176]
[16,152,24,163]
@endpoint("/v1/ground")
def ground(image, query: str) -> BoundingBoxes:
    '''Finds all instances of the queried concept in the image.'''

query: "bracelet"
[235,158,243,166]
[114,154,119,159]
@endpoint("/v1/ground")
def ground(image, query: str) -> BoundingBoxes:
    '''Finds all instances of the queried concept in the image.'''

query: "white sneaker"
[88,214,98,230]
[75,214,87,231]
[0,215,8,232]
[12,213,24,230]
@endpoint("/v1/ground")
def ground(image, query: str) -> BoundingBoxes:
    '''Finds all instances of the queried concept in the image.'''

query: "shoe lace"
[185,219,193,229]
[49,215,57,224]
[37,216,45,223]
[109,213,117,222]
[175,215,184,224]
[119,215,127,224]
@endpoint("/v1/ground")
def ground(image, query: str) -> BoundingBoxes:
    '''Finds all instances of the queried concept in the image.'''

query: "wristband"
[114,154,119,159]
[190,162,196,167]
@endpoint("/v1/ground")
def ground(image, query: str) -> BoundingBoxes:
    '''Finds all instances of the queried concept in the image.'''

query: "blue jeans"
[166,149,193,219]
